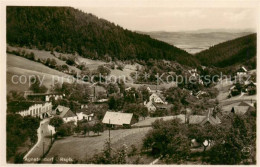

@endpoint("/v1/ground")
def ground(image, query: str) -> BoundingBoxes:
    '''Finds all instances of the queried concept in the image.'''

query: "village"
[5,4,258,165]
[7,64,256,164]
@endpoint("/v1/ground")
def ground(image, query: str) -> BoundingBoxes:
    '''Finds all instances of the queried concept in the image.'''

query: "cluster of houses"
[18,101,95,125]
[144,92,170,112]
[52,105,94,124]
[229,66,256,97]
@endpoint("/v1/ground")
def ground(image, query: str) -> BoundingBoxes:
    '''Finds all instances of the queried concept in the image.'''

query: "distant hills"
[7,7,198,67]
[195,33,256,69]
[142,31,254,54]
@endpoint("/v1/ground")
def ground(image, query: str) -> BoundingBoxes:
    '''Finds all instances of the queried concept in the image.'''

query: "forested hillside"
[7,7,198,67]
[195,34,256,69]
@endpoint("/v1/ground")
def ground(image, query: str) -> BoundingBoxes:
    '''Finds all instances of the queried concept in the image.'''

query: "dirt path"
[24,118,52,163]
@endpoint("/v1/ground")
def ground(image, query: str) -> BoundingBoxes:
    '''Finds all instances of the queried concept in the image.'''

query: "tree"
[97,65,111,76]
[108,95,124,110]
[115,144,127,164]
[80,122,92,136]
[107,83,119,94]
[49,116,64,130]
[7,90,25,102]
[57,122,75,137]
[188,124,216,152]
[22,116,40,144]
[92,122,104,136]
[142,119,190,163]
[49,58,57,68]
[6,114,39,160]
[66,57,75,65]
[29,77,47,93]
[61,64,69,72]
[138,86,150,102]
[139,106,148,119]
[206,115,255,164]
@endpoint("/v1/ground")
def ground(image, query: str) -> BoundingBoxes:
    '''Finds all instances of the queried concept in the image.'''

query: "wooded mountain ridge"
[7,7,256,69]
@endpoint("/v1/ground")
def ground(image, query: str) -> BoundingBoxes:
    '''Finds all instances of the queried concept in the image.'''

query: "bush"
[66,57,75,65]
[57,122,75,137]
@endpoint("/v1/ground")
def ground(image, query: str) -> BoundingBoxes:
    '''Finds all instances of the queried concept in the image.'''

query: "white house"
[144,93,168,112]
[146,86,162,93]
[149,93,168,104]
[144,101,157,112]
[76,108,94,121]
[18,102,52,119]
[24,91,64,102]
[45,94,64,102]
[55,105,78,124]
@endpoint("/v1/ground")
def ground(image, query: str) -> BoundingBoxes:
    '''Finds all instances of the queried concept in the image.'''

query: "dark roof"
[76,108,93,115]
[189,108,221,126]
[153,103,171,109]
[26,92,63,96]
[237,66,247,72]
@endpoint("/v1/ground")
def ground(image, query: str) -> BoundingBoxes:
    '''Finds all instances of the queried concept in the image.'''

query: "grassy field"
[7,46,81,73]
[7,54,74,92]
[45,127,151,163]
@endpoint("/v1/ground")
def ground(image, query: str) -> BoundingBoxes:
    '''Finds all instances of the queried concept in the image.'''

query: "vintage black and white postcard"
[1,0,259,166]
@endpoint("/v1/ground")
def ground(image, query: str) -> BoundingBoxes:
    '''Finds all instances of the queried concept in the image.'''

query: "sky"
[75,5,257,32]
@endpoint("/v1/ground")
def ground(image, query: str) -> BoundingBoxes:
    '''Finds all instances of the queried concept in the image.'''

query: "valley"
[6,6,257,165]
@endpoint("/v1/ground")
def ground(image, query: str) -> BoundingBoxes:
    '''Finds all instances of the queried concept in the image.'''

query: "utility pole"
[43,142,45,157]
[108,119,111,161]
[51,130,52,143]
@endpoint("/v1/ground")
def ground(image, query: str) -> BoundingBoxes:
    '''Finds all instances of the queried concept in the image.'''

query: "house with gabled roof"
[144,92,169,112]
[54,105,78,124]
[231,102,255,116]
[236,66,247,76]
[144,100,157,112]
[188,108,221,126]
[245,81,256,95]
[76,107,94,121]
[149,92,168,104]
